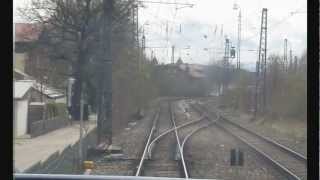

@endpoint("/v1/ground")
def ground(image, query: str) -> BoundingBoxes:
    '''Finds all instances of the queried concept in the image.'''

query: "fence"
[28,103,70,137]
[29,117,71,137]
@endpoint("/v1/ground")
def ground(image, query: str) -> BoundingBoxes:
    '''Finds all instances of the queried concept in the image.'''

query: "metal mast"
[224,38,230,66]
[284,38,288,72]
[254,8,268,118]
[98,0,113,144]
[171,45,175,64]
[289,48,293,71]
[136,4,141,72]
[142,29,146,61]
[237,11,241,70]
[223,37,230,91]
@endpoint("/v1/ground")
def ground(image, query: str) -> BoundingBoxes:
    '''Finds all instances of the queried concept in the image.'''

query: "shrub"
[46,102,68,119]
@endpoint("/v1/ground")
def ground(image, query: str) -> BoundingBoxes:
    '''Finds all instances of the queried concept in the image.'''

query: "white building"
[14,80,35,137]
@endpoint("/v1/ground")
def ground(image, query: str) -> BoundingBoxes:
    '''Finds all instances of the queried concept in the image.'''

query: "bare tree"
[18,0,160,136]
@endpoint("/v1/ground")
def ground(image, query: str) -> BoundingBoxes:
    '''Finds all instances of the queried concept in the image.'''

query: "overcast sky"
[14,0,307,71]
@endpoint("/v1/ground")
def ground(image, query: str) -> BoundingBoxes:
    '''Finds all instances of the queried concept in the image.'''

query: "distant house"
[14,80,35,137]
[14,79,67,137]
[14,23,69,90]
[14,23,42,73]
[14,69,65,103]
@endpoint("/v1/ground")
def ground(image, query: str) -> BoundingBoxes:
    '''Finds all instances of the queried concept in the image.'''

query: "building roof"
[15,23,42,42]
[14,80,36,99]
[14,69,65,99]
[33,82,65,99]
[14,68,34,80]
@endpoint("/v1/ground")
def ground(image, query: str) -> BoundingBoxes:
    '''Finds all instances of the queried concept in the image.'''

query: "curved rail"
[136,100,214,178]
[221,116,307,163]
[202,104,307,163]
[147,115,206,158]
[214,122,301,180]
[180,112,220,155]
[135,109,160,176]
[180,124,211,155]
[194,103,304,180]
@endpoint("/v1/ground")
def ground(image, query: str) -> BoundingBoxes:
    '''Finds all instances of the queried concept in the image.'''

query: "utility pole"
[40,77,43,102]
[221,24,223,37]
[151,50,154,60]
[284,38,288,72]
[254,8,268,118]
[137,5,140,73]
[233,3,241,70]
[289,48,293,72]
[223,37,230,91]
[237,11,241,70]
[142,30,146,61]
[294,56,298,73]
[166,21,169,59]
[171,45,175,64]
[78,82,84,170]
[98,0,113,144]
[13,18,16,139]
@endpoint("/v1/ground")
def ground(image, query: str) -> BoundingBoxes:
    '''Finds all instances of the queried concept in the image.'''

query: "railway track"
[192,103,307,180]
[135,100,216,179]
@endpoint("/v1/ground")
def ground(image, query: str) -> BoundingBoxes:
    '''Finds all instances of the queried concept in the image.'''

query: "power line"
[242,8,302,44]
[138,0,194,7]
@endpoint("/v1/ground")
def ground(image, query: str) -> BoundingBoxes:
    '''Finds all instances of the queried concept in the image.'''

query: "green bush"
[46,102,68,119]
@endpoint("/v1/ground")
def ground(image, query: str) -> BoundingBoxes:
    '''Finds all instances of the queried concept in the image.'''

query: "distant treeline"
[209,51,307,121]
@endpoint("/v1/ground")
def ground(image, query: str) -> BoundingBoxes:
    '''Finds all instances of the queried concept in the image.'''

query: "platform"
[14,117,97,172]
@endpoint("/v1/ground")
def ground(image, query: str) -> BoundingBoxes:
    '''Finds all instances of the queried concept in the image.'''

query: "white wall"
[14,53,27,73]
[15,99,29,136]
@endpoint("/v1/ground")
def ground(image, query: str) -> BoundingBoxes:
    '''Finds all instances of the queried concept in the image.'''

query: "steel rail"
[169,102,189,179]
[180,112,220,155]
[180,123,212,155]
[220,116,307,163]
[214,122,301,180]
[147,115,206,158]
[194,103,302,180]
[138,100,206,178]
[202,104,307,163]
[135,109,160,176]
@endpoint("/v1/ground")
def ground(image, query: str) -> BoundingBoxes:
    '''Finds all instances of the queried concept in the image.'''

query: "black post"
[98,0,113,145]
[263,9,267,113]
[254,8,267,118]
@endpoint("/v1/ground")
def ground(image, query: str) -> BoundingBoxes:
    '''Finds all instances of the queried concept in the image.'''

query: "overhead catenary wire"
[140,2,305,65]
[242,9,302,44]
[142,2,192,62]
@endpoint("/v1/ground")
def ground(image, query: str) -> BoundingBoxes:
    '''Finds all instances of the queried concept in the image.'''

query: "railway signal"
[230,148,244,166]
[230,47,236,58]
